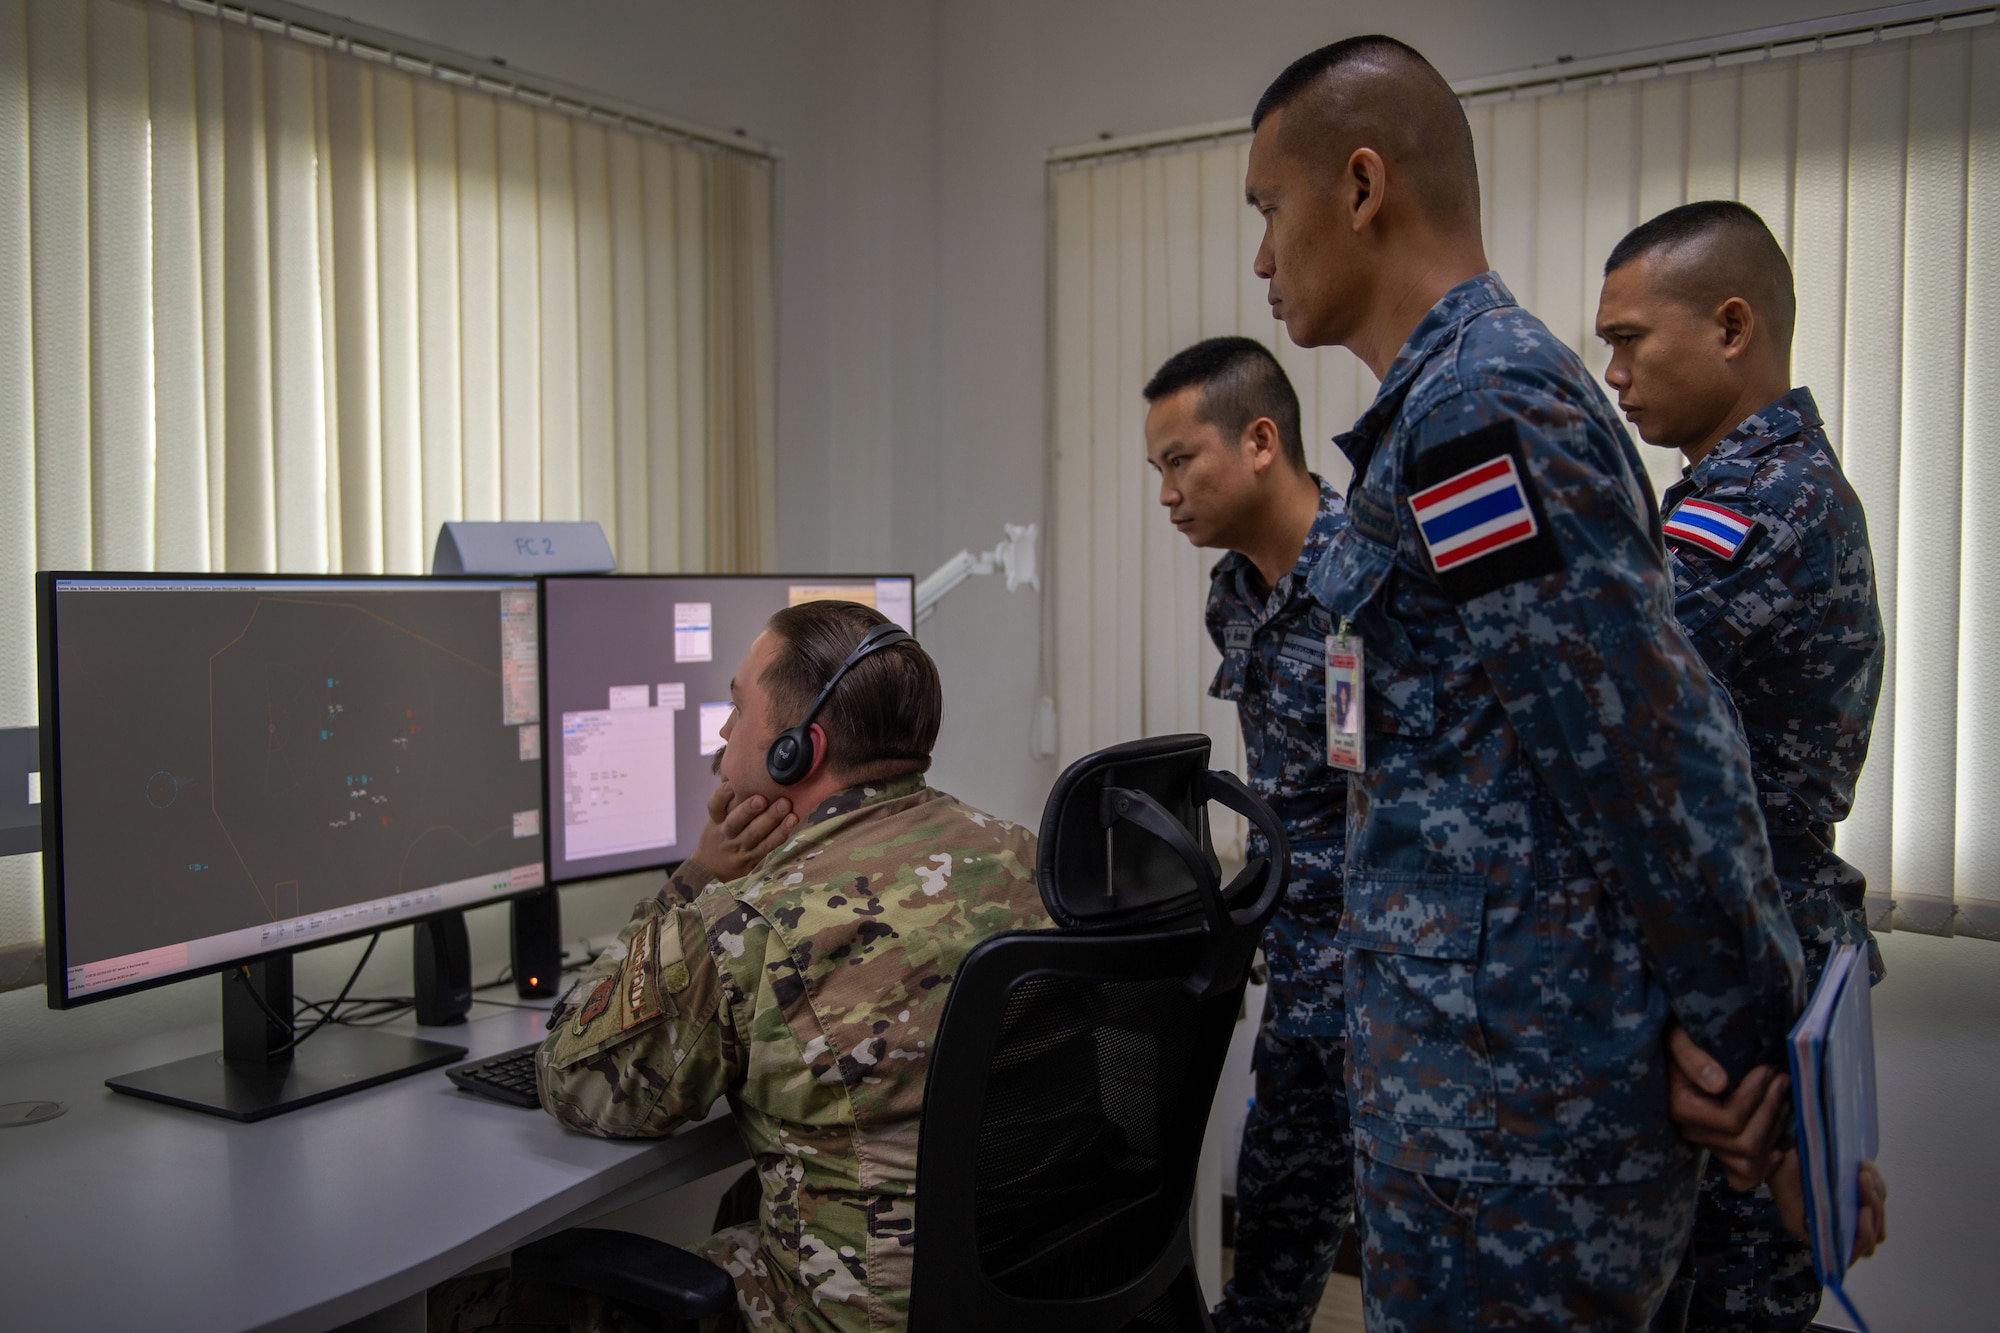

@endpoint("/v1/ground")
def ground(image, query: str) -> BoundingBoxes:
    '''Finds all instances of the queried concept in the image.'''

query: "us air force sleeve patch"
[1407,420,1563,600]
[1663,498,1759,562]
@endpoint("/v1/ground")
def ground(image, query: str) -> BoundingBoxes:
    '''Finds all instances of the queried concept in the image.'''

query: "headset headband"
[765,620,915,785]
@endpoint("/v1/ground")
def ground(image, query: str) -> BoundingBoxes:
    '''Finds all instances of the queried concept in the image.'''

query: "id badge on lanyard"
[1326,620,1365,773]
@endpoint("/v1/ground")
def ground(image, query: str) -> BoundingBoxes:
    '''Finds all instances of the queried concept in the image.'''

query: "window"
[0,0,776,975]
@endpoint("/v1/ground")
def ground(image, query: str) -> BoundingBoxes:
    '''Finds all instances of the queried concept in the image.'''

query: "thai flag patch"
[1663,499,1757,560]
[1408,454,1540,572]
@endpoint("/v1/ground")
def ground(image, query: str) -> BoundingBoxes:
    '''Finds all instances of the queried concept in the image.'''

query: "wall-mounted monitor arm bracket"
[915,523,1039,625]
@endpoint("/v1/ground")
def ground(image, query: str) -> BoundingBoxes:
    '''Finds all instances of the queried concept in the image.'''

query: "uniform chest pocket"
[1266,631,1327,721]
[1340,871,1495,1130]
[1316,526,1437,737]
[1210,648,1250,703]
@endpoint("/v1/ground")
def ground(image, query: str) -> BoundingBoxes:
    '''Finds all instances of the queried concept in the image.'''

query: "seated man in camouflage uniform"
[439,600,1050,1333]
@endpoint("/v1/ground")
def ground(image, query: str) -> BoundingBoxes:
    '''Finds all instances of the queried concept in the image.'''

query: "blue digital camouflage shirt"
[1206,475,1348,1037]
[1307,272,1802,1186]
[1661,387,1885,986]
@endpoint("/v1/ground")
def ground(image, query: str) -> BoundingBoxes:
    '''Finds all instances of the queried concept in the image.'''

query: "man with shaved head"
[1142,336,1355,1333]
[1246,38,1804,1329]
[1598,201,1888,1332]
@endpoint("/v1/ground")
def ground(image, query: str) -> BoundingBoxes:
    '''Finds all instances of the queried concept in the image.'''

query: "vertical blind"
[0,0,777,968]
[1050,18,1999,935]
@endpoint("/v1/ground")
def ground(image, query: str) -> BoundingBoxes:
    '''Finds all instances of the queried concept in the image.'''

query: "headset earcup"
[766,728,811,786]
[763,624,911,787]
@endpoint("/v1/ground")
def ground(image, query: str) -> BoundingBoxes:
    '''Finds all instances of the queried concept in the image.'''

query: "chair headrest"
[1036,734,1217,928]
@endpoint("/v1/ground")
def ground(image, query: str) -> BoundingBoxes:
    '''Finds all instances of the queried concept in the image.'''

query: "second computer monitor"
[541,574,915,884]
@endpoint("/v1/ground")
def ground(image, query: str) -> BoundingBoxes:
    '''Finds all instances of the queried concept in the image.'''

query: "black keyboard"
[446,1043,542,1108]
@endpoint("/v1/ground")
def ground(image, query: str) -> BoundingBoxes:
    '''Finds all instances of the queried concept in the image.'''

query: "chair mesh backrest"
[969,965,1210,1300]
[909,735,1285,1329]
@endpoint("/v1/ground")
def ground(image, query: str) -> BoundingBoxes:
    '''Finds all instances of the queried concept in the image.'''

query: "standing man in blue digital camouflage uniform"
[1597,200,1888,1333]
[1142,336,1352,1333]
[1245,38,1805,1329]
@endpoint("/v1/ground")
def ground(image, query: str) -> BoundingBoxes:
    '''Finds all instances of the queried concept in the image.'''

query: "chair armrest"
[511,1228,735,1319]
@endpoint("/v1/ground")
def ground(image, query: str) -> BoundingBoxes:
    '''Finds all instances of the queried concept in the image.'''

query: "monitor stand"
[105,953,466,1123]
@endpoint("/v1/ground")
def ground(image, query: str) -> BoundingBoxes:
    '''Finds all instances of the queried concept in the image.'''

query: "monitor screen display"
[541,574,915,884]
[40,575,547,1006]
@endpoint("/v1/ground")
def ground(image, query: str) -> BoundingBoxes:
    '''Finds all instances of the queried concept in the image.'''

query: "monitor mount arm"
[915,523,1039,625]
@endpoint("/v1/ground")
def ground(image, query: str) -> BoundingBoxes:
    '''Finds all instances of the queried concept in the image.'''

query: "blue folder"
[1787,942,1878,1332]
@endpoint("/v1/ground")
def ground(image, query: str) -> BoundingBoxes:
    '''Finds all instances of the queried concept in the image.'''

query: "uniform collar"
[1697,387,1820,472]
[1334,271,1519,479]
[1211,474,1341,607]
[799,771,929,829]
[1666,388,1821,509]
[740,772,932,886]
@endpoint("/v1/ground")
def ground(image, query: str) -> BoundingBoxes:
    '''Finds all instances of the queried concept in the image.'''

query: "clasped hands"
[1665,1024,1886,1264]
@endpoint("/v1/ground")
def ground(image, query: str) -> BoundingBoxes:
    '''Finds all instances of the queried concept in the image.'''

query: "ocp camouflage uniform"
[1307,272,1803,1330]
[474,776,1045,1333]
[1660,388,1884,1333]
[1205,475,1355,1333]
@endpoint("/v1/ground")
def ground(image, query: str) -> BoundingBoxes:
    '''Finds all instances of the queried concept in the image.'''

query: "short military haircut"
[1605,200,1797,348]
[1143,336,1307,471]
[1251,35,1480,233]
[761,600,940,777]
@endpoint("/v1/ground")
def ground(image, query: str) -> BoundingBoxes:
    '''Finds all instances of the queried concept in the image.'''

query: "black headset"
[765,621,915,785]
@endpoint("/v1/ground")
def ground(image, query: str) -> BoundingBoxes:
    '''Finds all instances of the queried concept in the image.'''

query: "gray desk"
[0,1004,747,1332]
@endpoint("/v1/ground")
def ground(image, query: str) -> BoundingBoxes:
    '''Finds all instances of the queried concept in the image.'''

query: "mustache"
[710,745,725,777]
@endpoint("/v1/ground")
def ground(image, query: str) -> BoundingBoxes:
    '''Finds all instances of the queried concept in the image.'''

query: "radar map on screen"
[48,579,545,998]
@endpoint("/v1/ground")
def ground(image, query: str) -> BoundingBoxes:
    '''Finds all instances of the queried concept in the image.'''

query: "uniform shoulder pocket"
[544,906,709,1072]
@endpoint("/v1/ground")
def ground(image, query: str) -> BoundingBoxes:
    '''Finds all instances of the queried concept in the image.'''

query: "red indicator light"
[528,976,539,987]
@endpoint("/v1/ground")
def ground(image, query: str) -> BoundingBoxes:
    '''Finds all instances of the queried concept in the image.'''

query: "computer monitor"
[38,573,548,1117]
[541,573,915,885]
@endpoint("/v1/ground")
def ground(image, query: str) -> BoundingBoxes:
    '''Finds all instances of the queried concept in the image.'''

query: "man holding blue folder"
[1595,201,1888,1331]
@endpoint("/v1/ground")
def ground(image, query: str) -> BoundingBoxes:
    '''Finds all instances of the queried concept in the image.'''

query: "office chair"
[511,733,1286,1333]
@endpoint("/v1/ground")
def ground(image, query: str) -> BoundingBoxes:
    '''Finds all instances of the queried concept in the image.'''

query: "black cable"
[230,966,296,1031]
[340,1003,418,1027]
[229,932,381,1056]
[293,996,415,1025]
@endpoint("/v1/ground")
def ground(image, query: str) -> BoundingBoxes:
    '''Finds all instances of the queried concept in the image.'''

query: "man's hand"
[1666,1024,1789,1189]
[691,781,797,881]
[1766,1152,1886,1263]
[1851,1160,1887,1262]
